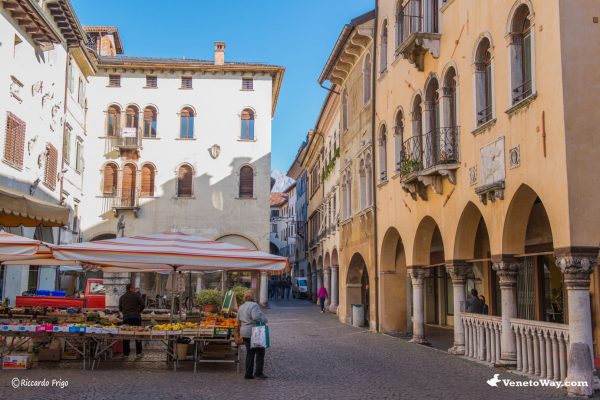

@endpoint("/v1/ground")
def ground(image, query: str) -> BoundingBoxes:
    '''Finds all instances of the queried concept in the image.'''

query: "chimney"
[214,42,225,65]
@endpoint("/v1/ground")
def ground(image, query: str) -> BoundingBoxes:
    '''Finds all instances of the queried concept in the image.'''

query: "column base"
[409,337,431,346]
[494,359,517,368]
[329,304,338,314]
[448,345,465,355]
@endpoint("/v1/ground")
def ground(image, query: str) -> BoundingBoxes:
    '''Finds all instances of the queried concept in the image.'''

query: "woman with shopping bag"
[237,290,269,379]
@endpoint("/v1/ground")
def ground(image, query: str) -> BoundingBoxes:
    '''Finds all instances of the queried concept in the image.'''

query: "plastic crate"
[36,290,50,296]
[50,291,66,297]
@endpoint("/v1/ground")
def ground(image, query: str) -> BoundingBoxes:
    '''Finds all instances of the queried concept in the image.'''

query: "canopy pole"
[170,266,178,323]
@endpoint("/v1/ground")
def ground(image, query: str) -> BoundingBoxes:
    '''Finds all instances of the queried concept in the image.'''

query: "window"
[342,89,348,131]
[380,20,388,73]
[146,75,157,88]
[106,105,120,137]
[108,74,120,87]
[121,164,137,207]
[62,124,71,164]
[379,125,388,181]
[3,112,25,169]
[44,143,58,190]
[475,37,493,125]
[77,77,86,107]
[407,95,423,169]
[424,78,440,168]
[67,60,74,93]
[180,107,195,138]
[102,163,118,195]
[394,111,404,172]
[240,109,255,140]
[125,106,139,129]
[141,164,155,196]
[395,1,404,48]
[443,68,458,127]
[89,282,105,295]
[181,76,192,89]
[143,106,157,138]
[75,139,83,173]
[363,55,372,104]
[510,5,533,104]
[239,165,254,198]
[242,78,253,90]
[177,165,193,197]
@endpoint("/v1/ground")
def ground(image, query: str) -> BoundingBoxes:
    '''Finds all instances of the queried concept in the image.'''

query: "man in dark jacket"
[119,283,145,358]
[466,288,484,314]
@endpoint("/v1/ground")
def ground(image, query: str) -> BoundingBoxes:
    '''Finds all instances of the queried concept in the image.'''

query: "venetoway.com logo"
[486,374,589,389]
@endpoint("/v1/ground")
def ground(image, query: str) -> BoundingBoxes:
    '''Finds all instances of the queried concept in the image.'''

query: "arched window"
[510,5,533,104]
[240,109,255,140]
[359,159,367,210]
[239,165,254,198]
[342,171,352,219]
[406,95,423,172]
[106,105,120,137]
[180,107,195,139]
[125,105,139,129]
[363,55,372,104]
[341,89,349,131]
[424,78,440,168]
[143,106,157,138]
[395,1,404,48]
[380,20,388,73]
[443,67,458,128]
[365,153,373,207]
[140,164,155,196]
[121,164,136,207]
[394,110,404,172]
[475,37,493,125]
[378,125,388,181]
[102,163,118,195]
[177,164,193,197]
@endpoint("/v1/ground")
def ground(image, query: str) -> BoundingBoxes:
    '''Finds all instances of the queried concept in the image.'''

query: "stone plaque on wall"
[480,136,505,186]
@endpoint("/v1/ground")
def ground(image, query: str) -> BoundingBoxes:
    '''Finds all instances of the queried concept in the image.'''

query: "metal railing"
[400,126,459,175]
[102,187,139,213]
[400,135,423,175]
[110,127,142,149]
[512,80,532,104]
[477,105,493,126]
[396,0,437,47]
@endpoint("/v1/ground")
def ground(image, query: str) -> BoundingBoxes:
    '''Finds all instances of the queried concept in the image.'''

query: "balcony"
[400,127,460,199]
[109,127,142,153]
[395,0,441,71]
[102,188,140,217]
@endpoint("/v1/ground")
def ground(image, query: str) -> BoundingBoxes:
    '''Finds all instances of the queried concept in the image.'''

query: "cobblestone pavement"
[0,300,574,399]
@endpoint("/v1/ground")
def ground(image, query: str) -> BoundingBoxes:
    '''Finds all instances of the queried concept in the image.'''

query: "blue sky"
[71,0,374,173]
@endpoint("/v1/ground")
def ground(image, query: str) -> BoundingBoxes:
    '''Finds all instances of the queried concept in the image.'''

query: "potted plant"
[195,289,223,313]
[232,285,249,305]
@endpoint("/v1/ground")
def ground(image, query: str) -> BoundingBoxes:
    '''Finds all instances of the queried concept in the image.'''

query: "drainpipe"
[371,2,380,333]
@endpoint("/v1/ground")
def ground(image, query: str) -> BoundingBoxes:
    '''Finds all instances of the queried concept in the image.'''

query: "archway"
[217,234,258,292]
[346,253,370,327]
[380,227,408,333]
[216,234,257,250]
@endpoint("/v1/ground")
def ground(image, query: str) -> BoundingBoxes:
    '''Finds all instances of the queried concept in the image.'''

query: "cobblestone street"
[0,300,571,399]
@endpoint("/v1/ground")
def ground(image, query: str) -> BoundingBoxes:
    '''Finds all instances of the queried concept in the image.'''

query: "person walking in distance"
[285,275,292,300]
[317,285,329,313]
[237,291,268,379]
[119,283,145,358]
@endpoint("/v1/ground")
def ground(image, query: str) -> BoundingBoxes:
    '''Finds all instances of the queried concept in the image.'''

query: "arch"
[506,0,534,35]
[453,201,490,260]
[502,184,554,255]
[121,163,137,207]
[240,108,255,140]
[176,163,193,197]
[216,234,258,250]
[324,252,331,269]
[140,163,155,196]
[380,227,408,332]
[331,248,339,267]
[102,162,118,195]
[179,106,195,139]
[317,255,323,271]
[143,105,157,138]
[424,73,439,98]
[239,165,254,198]
[90,233,117,241]
[441,61,459,84]
[472,32,495,63]
[346,252,370,327]
[412,215,443,266]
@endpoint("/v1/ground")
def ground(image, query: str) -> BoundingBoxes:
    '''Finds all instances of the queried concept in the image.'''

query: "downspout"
[371,2,380,333]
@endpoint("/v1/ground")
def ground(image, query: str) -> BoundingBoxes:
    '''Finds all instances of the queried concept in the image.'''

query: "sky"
[71,0,374,173]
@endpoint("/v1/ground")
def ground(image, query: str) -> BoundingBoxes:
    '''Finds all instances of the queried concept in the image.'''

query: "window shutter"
[4,112,25,168]
[239,166,253,198]
[181,77,192,89]
[44,144,58,190]
[141,165,155,196]
[109,74,121,87]
[103,164,117,195]
[177,166,192,197]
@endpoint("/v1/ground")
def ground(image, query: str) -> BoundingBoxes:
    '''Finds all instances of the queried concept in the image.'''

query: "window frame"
[239,165,254,198]
[177,164,193,197]
[240,109,255,140]
[241,78,254,91]
[181,76,193,90]
[108,74,121,87]
[179,108,195,139]
[145,75,158,89]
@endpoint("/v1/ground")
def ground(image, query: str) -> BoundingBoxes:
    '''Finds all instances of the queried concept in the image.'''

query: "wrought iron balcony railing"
[512,80,532,104]
[400,126,459,175]
[110,127,142,150]
[477,105,493,126]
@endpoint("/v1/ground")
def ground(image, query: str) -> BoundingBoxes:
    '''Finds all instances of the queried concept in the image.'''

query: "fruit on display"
[120,326,151,332]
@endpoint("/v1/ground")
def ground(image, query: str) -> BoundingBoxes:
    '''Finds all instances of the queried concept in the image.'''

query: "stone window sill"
[238,138,257,142]
[377,179,389,188]
[175,137,196,140]
[471,118,497,136]
[440,0,456,13]
[506,93,538,116]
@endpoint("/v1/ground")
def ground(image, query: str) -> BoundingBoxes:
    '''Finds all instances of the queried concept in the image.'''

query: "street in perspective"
[0,0,599,399]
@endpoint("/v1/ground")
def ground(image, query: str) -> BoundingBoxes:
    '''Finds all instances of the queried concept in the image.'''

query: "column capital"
[556,255,597,289]
[492,259,521,287]
[446,261,472,283]
[407,268,431,285]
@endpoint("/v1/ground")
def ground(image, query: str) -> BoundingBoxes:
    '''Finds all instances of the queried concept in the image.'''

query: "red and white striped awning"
[53,232,288,272]
[0,231,52,261]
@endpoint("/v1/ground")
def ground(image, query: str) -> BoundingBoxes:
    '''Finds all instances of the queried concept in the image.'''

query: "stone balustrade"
[462,313,502,364]
[511,318,569,381]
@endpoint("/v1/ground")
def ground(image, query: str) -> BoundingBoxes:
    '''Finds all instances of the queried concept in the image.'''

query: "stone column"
[492,260,520,364]
[329,266,339,313]
[311,271,317,301]
[323,268,331,309]
[557,255,597,397]
[259,271,268,307]
[447,262,472,355]
[408,268,430,345]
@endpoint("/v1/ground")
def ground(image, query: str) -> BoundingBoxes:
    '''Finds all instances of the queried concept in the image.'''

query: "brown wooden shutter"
[109,74,121,87]
[177,165,192,197]
[141,165,154,196]
[4,112,25,168]
[121,164,136,206]
[103,164,117,195]
[239,166,253,198]
[44,144,58,190]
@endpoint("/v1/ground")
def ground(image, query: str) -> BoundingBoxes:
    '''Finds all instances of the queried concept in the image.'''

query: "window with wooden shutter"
[141,164,155,196]
[146,75,157,88]
[4,112,26,169]
[242,78,253,90]
[177,165,193,197]
[103,163,118,195]
[239,166,253,198]
[181,76,192,89]
[108,74,120,87]
[44,143,58,190]
[106,106,120,136]
[62,125,71,164]
[121,164,136,207]
[143,106,157,138]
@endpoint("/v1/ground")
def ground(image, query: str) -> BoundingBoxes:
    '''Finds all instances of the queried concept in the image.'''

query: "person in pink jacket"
[317,286,329,313]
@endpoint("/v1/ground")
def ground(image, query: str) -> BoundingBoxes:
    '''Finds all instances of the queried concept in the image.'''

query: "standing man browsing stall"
[119,283,145,358]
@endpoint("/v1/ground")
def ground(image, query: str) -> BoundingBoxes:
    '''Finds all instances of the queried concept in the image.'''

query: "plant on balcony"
[400,159,423,176]
[321,147,340,182]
